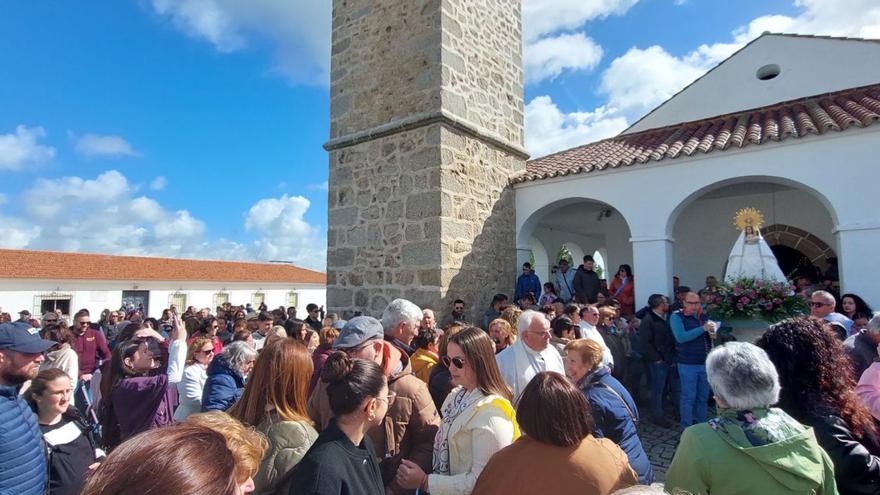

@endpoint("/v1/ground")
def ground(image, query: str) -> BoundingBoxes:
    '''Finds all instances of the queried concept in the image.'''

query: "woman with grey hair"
[201,341,257,412]
[665,342,837,495]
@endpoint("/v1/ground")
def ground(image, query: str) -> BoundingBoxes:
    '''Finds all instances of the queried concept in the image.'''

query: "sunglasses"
[809,302,831,308]
[197,349,215,355]
[78,321,91,326]
[442,355,466,369]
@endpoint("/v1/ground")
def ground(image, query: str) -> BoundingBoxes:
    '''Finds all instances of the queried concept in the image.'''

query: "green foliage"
[706,278,808,323]
[556,245,573,266]
[594,264,604,279]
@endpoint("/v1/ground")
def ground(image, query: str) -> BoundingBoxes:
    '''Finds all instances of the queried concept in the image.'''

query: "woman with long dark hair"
[287,352,388,494]
[99,314,186,449]
[837,293,873,322]
[609,264,635,316]
[757,317,880,494]
[28,368,103,495]
[395,326,519,495]
[473,372,637,494]
[230,339,317,494]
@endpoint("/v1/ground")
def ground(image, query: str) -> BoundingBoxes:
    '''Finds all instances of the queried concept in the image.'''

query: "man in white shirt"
[578,305,614,369]
[495,310,565,401]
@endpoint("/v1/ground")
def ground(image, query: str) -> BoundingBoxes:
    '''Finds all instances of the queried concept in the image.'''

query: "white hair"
[517,309,544,336]
[611,485,670,495]
[812,290,836,305]
[868,311,880,335]
[381,299,422,334]
[223,341,258,375]
[706,342,780,411]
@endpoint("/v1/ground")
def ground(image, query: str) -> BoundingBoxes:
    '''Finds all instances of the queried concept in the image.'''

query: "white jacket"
[495,338,565,402]
[174,362,207,421]
[579,321,615,368]
[427,387,518,495]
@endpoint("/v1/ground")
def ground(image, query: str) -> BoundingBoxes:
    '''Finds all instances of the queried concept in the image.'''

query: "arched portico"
[517,198,632,300]
[668,177,838,290]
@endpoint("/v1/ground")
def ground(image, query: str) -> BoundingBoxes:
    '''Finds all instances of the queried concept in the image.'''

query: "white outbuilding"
[0,248,326,319]
[515,33,880,307]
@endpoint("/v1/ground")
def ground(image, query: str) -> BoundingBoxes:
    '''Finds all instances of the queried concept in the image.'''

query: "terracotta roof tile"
[0,249,326,284]
[515,83,880,184]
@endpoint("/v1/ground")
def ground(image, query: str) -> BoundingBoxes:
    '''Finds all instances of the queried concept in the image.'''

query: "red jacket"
[73,327,111,376]
[610,275,636,316]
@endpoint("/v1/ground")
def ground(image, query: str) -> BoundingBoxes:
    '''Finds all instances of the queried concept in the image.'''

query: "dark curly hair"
[756,317,876,438]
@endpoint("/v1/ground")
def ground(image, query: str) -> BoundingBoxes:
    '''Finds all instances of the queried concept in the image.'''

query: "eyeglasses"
[526,330,552,339]
[376,391,397,405]
[442,355,466,369]
[343,341,373,356]
[809,301,832,308]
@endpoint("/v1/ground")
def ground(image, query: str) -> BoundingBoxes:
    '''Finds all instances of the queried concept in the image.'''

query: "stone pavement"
[638,420,683,482]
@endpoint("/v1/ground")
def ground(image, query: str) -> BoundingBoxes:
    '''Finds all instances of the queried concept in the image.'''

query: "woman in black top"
[28,368,102,495]
[287,352,389,495]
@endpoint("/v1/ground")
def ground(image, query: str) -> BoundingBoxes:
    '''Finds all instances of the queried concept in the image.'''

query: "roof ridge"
[763,32,880,44]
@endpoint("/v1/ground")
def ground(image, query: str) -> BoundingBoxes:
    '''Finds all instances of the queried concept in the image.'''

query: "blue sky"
[1,0,876,270]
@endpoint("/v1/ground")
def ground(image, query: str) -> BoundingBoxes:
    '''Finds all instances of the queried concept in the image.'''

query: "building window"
[213,292,230,308]
[252,292,265,307]
[169,292,187,311]
[36,294,71,317]
[287,291,299,309]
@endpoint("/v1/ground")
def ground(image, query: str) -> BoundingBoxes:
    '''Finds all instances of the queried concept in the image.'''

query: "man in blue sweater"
[669,292,717,429]
[0,321,56,494]
[514,262,541,307]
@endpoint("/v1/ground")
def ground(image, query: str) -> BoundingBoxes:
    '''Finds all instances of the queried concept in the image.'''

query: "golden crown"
[733,207,764,231]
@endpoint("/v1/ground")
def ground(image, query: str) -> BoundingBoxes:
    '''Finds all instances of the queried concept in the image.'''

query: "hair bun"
[321,351,354,383]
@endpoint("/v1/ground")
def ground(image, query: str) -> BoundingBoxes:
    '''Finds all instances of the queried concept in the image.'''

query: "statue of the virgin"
[724,208,787,282]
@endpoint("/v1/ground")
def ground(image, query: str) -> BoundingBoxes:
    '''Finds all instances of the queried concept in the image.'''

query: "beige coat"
[427,387,519,495]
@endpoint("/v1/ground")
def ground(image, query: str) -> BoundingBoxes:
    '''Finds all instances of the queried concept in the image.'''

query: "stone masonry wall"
[327,0,525,322]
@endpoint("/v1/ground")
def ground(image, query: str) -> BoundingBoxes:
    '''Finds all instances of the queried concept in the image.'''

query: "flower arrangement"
[706,277,808,323]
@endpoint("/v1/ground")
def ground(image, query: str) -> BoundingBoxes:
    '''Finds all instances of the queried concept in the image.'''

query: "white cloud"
[0,170,326,270]
[74,133,139,158]
[595,0,880,122]
[525,96,628,158]
[149,0,331,86]
[245,194,326,268]
[0,125,56,171]
[150,176,168,191]
[525,33,603,84]
[522,0,639,43]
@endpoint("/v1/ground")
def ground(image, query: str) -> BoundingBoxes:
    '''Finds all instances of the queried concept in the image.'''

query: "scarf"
[709,407,805,448]
[432,387,483,475]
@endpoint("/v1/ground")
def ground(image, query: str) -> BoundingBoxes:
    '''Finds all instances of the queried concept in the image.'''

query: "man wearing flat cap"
[308,316,439,495]
[0,321,57,494]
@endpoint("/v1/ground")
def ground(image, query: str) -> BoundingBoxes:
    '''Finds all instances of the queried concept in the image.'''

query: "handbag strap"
[595,382,639,426]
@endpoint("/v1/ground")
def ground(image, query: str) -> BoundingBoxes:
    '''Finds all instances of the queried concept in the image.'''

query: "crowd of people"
[1,257,879,494]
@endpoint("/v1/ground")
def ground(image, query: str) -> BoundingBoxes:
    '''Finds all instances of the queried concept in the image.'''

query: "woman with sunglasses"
[286,352,388,494]
[99,313,187,449]
[173,336,214,421]
[395,327,518,495]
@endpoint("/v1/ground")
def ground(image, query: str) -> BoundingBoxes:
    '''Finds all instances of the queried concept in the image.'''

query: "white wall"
[0,279,326,319]
[626,36,880,133]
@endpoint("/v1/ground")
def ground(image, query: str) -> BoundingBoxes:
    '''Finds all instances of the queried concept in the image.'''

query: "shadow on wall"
[440,185,518,328]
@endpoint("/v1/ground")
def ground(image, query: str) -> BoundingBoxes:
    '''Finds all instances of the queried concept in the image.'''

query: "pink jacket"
[856,362,880,421]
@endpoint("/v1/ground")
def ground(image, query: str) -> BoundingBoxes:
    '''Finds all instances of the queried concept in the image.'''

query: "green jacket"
[252,416,318,495]
[665,408,838,495]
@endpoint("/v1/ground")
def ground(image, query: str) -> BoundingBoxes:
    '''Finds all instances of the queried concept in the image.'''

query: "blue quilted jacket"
[0,383,46,494]
[201,355,245,412]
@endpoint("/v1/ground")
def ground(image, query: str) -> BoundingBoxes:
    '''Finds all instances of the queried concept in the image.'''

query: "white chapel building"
[515,34,880,307]
[0,249,326,319]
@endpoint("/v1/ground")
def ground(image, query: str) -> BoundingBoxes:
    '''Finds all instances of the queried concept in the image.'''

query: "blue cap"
[333,316,383,350]
[0,322,56,353]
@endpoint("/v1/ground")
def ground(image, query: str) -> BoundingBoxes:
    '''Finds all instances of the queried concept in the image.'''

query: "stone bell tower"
[325,0,527,321]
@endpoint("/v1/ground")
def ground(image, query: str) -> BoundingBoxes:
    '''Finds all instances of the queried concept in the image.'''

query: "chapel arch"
[516,197,633,284]
[668,177,838,288]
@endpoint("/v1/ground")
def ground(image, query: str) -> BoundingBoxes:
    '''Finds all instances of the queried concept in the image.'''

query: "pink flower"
[764,303,774,310]
[736,303,744,310]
